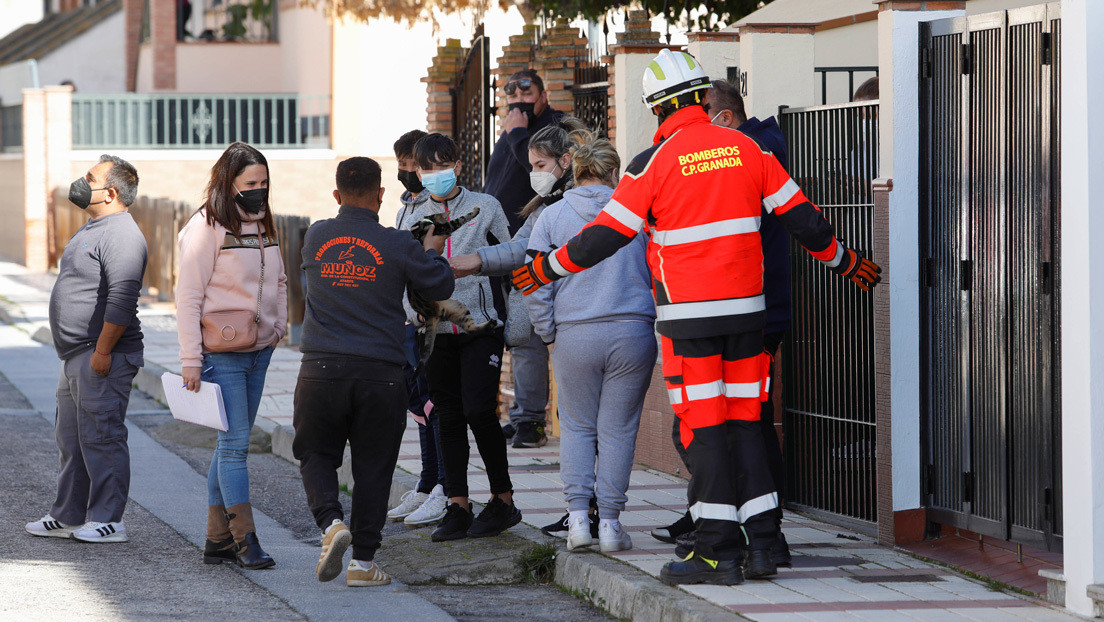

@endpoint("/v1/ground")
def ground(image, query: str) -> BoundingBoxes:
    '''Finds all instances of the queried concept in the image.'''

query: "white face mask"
[529,162,562,197]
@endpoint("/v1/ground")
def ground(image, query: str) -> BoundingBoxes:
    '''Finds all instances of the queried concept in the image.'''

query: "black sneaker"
[540,512,599,539]
[512,422,548,448]
[431,503,473,542]
[467,497,522,538]
[501,423,516,442]
[674,530,696,558]
[773,531,792,567]
[744,547,778,579]
[660,554,743,586]
[649,510,694,544]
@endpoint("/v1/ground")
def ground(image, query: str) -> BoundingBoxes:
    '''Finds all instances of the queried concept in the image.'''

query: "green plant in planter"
[222,4,248,40]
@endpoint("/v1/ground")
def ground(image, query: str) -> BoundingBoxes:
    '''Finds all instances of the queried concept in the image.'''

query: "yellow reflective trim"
[682,52,697,70]
[703,557,719,569]
[647,60,666,80]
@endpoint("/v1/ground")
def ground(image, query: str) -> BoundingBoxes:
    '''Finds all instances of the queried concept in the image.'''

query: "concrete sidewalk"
[0,260,1084,621]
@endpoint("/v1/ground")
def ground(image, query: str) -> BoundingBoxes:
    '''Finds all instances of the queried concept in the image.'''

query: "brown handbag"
[201,232,265,353]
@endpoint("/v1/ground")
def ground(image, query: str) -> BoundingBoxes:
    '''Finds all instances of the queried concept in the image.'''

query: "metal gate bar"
[780,100,879,524]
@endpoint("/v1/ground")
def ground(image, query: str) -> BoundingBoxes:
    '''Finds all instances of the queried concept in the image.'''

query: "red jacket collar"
[653,105,710,144]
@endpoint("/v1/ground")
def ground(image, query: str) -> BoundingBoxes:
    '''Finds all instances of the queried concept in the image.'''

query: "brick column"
[123,0,142,92]
[149,0,176,90]
[533,21,587,117]
[608,11,679,163]
[422,39,466,137]
[492,25,540,132]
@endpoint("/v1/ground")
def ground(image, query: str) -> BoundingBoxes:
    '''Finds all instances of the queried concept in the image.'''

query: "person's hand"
[90,350,111,376]
[502,107,528,134]
[450,254,483,278]
[423,224,446,255]
[182,366,202,393]
[511,250,561,295]
[832,246,882,291]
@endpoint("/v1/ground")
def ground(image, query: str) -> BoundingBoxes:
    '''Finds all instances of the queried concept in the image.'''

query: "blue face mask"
[421,167,457,198]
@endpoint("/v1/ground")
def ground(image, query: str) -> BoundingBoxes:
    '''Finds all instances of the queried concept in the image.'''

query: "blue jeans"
[202,347,274,507]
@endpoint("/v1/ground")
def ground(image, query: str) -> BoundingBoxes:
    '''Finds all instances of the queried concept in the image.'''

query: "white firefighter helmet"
[641,49,709,108]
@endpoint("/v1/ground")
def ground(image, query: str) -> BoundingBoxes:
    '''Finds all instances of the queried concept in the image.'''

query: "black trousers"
[292,355,406,561]
[760,331,787,498]
[666,332,779,561]
[425,330,512,499]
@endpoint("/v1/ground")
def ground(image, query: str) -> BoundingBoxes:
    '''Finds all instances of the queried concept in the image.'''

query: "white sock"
[599,518,621,532]
[569,510,589,524]
[349,559,372,570]
[324,518,344,536]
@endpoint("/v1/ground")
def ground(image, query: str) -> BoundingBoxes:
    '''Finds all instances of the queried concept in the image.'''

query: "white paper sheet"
[160,372,228,432]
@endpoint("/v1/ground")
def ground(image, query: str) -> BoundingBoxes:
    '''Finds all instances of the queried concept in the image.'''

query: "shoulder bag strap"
[254,231,265,324]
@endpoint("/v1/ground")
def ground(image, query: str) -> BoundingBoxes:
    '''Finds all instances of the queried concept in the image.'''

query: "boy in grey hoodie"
[400,133,520,542]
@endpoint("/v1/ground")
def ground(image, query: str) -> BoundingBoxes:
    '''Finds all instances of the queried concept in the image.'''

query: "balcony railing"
[71,94,330,149]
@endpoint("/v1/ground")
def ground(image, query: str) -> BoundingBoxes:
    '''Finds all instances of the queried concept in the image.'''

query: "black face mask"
[508,101,536,119]
[398,169,424,194]
[234,187,268,214]
[68,177,107,210]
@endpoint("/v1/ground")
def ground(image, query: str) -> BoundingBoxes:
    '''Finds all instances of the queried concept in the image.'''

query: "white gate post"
[1060,0,1104,615]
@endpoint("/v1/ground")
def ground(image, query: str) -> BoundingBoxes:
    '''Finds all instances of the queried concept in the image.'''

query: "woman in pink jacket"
[176,142,287,569]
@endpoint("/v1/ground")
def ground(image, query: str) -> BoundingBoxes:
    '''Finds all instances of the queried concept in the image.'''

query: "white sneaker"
[566,515,594,550]
[404,484,447,526]
[71,521,128,543]
[25,514,77,538]
[598,521,633,553]
[387,490,429,522]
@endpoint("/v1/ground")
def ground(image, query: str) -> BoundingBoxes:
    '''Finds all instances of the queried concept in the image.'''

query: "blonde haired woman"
[524,131,657,552]
[176,142,287,569]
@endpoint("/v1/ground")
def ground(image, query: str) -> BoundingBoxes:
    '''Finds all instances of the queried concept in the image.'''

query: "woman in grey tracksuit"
[525,131,657,553]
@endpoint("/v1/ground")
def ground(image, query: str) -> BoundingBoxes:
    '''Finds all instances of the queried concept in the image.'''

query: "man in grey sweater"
[26,155,147,544]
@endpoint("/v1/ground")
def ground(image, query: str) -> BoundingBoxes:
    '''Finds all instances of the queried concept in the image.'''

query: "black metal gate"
[779,100,879,525]
[573,48,610,137]
[919,3,1062,552]
[451,24,494,191]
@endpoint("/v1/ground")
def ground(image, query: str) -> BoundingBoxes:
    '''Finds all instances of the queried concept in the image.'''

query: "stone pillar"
[686,31,741,84]
[1059,0,1104,615]
[739,24,815,120]
[533,21,588,118]
[422,39,466,137]
[21,86,72,272]
[123,0,142,92]
[493,25,541,132]
[609,10,679,163]
[873,0,965,546]
[149,0,176,90]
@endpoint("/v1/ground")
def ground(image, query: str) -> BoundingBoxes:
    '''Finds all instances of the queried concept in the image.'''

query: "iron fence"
[573,47,610,138]
[779,100,879,524]
[1,104,22,152]
[451,24,493,191]
[71,94,330,149]
[814,66,879,105]
[919,3,1062,552]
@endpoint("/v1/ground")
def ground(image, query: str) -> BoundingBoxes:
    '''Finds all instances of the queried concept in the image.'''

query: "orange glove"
[511,250,562,295]
[832,247,882,291]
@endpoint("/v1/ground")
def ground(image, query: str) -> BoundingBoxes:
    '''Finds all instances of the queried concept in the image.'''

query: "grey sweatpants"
[552,321,657,519]
[508,329,550,426]
[51,347,142,525]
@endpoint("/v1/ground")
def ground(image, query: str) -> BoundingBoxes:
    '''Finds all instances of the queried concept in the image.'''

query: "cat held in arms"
[407,207,498,367]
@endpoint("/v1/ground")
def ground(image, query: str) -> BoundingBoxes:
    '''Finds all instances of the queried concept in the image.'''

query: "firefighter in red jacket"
[513,49,881,586]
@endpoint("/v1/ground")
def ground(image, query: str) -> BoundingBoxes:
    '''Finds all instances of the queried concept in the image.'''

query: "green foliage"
[526,0,772,33]
[519,542,557,582]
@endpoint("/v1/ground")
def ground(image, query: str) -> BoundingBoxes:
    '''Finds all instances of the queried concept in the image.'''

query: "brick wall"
[123,0,142,92]
[873,178,894,545]
[492,25,541,130]
[533,22,587,117]
[150,0,176,90]
[423,39,466,136]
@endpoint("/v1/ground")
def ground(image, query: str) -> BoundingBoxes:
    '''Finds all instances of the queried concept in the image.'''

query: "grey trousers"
[508,328,550,426]
[51,347,142,525]
[552,321,657,519]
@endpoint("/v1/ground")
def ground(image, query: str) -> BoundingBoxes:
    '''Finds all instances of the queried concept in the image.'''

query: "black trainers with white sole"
[25,514,77,539]
[540,512,599,539]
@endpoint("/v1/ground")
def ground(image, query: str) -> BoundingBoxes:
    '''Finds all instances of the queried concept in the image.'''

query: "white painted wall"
[277,6,331,98]
[613,52,662,165]
[877,6,964,514]
[174,43,283,93]
[1060,1,1104,615]
[742,31,815,120]
[0,0,43,39]
[687,39,740,85]
[813,21,879,105]
[35,10,126,93]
